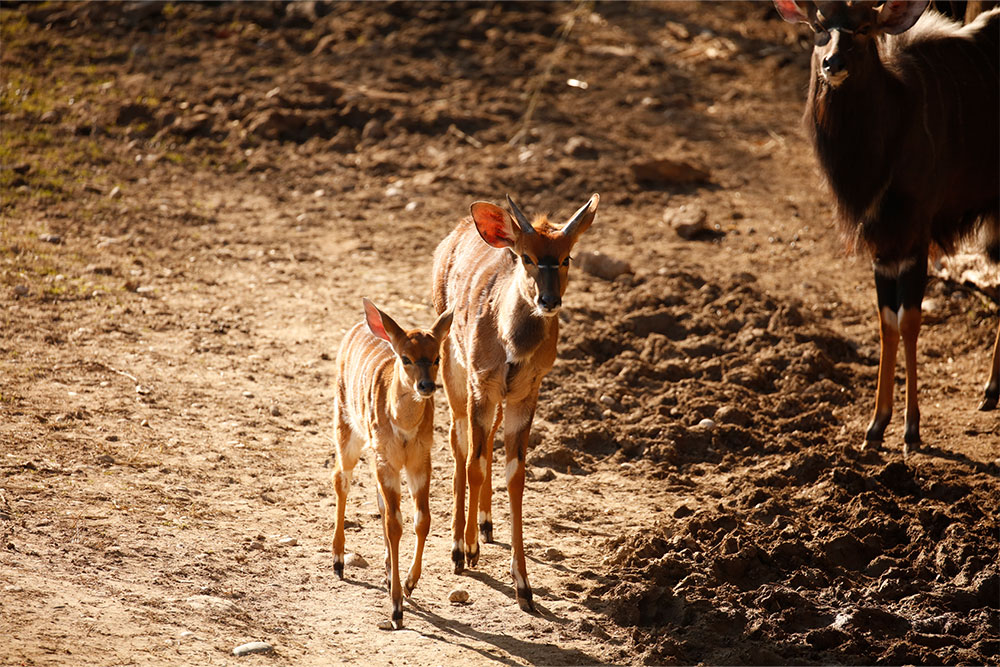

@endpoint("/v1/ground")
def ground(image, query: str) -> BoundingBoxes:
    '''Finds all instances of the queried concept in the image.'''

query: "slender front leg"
[980,321,1000,411]
[865,269,901,448]
[479,406,503,544]
[449,412,468,574]
[504,398,537,612]
[464,399,496,568]
[899,305,923,451]
[376,462,405,629]
[897,257,927,453]
[403,449,431,597]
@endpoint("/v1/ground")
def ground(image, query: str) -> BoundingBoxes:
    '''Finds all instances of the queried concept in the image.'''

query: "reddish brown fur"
[432,194,598,611]
[330,301,451,629]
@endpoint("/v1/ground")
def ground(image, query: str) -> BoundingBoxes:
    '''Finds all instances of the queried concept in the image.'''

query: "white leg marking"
[881,306,900,332]
[505,459,520,484]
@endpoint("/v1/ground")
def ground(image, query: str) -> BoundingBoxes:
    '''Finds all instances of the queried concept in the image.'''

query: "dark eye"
[401,357,412,366]
[814,29,831,46]
[434,356,440,365]
[562,256,571,267]
[521,254,534,266]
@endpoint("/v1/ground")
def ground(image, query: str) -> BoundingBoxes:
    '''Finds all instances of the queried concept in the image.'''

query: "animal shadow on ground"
[406,598,606,666]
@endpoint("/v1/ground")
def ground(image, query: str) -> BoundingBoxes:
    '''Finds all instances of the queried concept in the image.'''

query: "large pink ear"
[363,298,403,343]
[877,0,929,34]
[471,202,518,248]
[773,0,811,23]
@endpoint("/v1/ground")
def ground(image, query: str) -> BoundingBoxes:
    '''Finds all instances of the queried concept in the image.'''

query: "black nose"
[538,294,561,310]
[418,380,435,394]
[822,52,845,76]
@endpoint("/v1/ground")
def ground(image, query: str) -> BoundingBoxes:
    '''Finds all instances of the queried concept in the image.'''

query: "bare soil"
[2,2,997,665]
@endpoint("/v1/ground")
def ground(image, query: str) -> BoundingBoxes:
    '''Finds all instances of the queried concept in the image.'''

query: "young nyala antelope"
[432,193,599,611]
[331,298,452,630]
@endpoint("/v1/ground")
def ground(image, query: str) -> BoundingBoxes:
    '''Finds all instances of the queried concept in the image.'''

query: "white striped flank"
[329,301,452,628]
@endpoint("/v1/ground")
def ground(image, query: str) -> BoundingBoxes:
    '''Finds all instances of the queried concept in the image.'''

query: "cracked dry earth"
[2,2,998,665]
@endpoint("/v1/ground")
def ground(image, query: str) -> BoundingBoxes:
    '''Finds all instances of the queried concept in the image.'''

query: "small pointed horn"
[561,193,600,237]
[505,194,536,235]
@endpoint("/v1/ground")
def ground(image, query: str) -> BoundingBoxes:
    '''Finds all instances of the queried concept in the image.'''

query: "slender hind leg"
[479,405,503,544]
[331,400,362,579]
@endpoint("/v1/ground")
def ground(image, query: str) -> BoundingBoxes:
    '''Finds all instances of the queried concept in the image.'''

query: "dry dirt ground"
[2,2,998,665]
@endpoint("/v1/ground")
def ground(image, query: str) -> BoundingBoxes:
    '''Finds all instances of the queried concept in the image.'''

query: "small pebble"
[13,285,29,297]
[544,547,566,562]
[232,641,273,656]
[39,233,62,244]
[242,391,254,398]
[697,418,716,430]
[277,537,297,547]
[599,394,616,407]
[345,552,368,568]
[140,419,150,428]
[109,186,122,199]
[448,588,470,604]
[270,405,281,417]
[377,620,396,630]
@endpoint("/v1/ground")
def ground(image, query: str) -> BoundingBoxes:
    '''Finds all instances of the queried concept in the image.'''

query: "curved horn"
[561,193,600,237]
[505,194,536,235]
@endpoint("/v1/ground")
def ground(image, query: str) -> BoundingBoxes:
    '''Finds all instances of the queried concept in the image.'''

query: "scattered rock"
[108,185,122,199]
[186,595,241,615]
[232,641,273,656]
[673,504,695,518]
[564,135,598,159]
[697,418,716,430]
[544,547,566,561]
[664,205,723,241]
[577,250,633,281]
[345,552,368,568]
[715,405,751,427]
[38,233,62,244]
[630,156,710,185]
[270,405,281,417]
[448,588,470,603]
[13,285,29,298]
[278,537,297,547]
[529,467,556,482]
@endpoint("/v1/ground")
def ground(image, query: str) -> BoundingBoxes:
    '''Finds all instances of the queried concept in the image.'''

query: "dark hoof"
[479,521,494,544]
[979,393,998,411]
[392,609,403,629]
[452,548,465,574]
[403,579,415,598]
[334,561,344,580]
[466,544,480,568]
[516,588,535,612]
